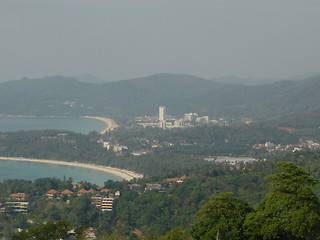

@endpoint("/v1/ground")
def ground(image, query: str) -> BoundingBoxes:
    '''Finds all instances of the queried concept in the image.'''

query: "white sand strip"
[83,116,119,134]
[0,157,143,181]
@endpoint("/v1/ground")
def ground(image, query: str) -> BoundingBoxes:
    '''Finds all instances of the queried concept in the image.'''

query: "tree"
[11,220,85,240]
[244,162,320,240]
[191,192,252,240]
[160,226,192,240]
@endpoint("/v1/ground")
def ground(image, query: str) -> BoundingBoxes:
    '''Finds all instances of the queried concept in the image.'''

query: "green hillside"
[0,73,320,120]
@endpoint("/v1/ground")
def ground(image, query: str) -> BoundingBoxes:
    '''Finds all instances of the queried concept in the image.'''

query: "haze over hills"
[0,73,319,120]
[212,71,320,85]
[73,74,108,84]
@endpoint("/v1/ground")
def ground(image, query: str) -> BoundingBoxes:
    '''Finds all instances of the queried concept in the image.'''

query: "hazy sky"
[1,0,320,82]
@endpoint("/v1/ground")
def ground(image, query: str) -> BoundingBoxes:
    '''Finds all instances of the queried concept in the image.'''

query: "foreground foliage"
[2,151,320,238]
[191,193,252,240]
[190,162,320,240]
[11,220,85,240]
[244,162,320,240]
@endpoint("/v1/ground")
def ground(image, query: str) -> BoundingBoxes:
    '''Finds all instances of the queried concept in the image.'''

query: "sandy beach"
[0,157,143,181]
[83,116,119,134]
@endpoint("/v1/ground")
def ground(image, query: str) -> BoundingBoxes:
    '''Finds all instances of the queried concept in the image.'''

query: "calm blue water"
[0,116,106,134]
[0,117,120,184]
[0,160,121,186]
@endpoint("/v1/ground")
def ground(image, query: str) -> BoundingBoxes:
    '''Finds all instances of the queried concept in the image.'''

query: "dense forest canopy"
[4,156,320,239]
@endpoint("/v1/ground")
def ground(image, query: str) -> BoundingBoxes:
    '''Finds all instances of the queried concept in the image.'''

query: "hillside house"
[9,193,26,201]
[46,189,58,199]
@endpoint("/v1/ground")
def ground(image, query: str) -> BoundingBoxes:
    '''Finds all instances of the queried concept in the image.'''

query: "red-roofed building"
[77,189,89,196]
[100,189,110,193]
[46,189,58,199]
[164,175,188,183]
[88,189,96,194]
[61,189,73,196]
[9,193,26,201]
[86,227,96,240]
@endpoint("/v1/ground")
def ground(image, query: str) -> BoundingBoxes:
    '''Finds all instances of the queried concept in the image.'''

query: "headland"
[83,116,119,134]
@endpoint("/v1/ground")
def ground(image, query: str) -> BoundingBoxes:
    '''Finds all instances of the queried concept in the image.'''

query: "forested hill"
[0,73,320,120]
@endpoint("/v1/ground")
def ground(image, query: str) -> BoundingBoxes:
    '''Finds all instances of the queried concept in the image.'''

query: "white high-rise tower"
[159,106,166,121]
[159,106,166,129]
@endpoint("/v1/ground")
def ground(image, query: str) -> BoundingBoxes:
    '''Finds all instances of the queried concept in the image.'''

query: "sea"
[0,116,106,134]
[0,116,121,185]
[0,160,121,186]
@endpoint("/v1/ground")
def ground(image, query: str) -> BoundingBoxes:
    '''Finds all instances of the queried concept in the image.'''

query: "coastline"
[0,157,143,181]
[0,115,119,134]
[83,116,119,134]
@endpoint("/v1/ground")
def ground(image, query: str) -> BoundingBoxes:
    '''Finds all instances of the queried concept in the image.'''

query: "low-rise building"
[9,193,26,201]
[77,189,89,196]
[100,197,115,212]
[5,201,29,213]
[128,184,141,191]
[164,176,187,184]
[91,192,119,212]
[145,183,164,192]
[61,189,73,197]
[91,196,102,208]
[46,189,58,199]
[85,227,96,240]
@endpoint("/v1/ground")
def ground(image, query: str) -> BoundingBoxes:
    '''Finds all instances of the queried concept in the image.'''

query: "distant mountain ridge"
[212,71,320,85]
[0,73,319,120]
[73,74,109,84]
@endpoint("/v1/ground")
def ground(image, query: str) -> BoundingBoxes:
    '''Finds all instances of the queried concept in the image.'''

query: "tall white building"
[159,106,166,121]
[159,106,166,129]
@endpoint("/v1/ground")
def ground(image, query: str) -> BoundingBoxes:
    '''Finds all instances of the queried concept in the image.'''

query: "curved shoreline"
[0,115,119,135]
[83,116,119,134]
[0,157,143,181]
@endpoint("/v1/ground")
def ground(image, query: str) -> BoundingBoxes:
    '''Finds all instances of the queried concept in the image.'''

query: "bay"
[0,116,119,184]
[0,116,106,134]
[0,159,121,186]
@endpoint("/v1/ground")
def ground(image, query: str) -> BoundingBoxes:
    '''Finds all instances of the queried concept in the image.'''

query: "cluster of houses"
[97,139,128,154]
[0,182,120,215]
[134,107,237,129]
[41,132,76,145]
[252,140,320,152]
[1,191,97,240]
[45,187,120,212]
[0,177,191,239]
[204,156,257,165]
[98,136,198,156]
[128,176,188,193]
